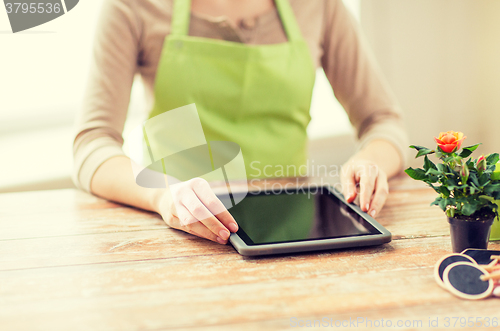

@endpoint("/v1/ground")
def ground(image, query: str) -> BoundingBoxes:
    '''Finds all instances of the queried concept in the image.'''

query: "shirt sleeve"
[72,0,140,192]
[320,0,408,168]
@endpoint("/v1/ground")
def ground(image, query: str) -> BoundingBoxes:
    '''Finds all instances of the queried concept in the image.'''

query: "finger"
[168,205,227,244]
[176,204,228,243]
[183,220,226,244]
[358,165,377,212]
[190,178,239,233]
[341,164,357,203]
[368,172,389,218]
[180,189,231,241]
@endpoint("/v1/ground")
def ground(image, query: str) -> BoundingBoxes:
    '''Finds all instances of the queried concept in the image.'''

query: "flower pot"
[448,216,494,253]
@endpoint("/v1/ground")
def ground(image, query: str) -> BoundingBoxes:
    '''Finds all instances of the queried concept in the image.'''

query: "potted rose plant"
[405,131,500,252]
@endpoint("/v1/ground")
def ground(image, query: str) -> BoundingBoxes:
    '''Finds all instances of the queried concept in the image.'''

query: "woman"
[73,0,407,245]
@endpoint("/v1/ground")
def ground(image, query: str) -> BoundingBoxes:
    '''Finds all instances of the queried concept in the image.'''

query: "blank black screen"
[227,186,381,245]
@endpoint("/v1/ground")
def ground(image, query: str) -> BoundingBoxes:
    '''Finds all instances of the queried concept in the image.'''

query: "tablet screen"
[224,186,381,245]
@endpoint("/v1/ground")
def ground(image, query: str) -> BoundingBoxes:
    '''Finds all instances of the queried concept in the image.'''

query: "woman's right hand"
[156,178,239,244]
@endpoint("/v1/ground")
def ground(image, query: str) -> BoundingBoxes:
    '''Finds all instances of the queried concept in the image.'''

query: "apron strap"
[275,0,303,42]
[170,0,192,37]
[171,0,303,41]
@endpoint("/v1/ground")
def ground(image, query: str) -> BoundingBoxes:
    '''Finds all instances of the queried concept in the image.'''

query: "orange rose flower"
[434,131,466,153]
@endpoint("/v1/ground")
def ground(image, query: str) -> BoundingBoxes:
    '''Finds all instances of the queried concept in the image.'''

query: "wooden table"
[0,176,499,330]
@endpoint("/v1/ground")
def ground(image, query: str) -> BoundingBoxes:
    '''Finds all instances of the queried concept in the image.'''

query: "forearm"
[352,139,403,178]
[90,156,164,213]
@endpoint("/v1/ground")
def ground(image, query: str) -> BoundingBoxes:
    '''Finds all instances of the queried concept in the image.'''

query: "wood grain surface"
[0,176,499,330]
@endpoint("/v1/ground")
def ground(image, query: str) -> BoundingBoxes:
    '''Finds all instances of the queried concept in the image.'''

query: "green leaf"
[425,168,442,176]
[409,145,435,158]
[417,148,435,158]
[470,181,479,190]
[438,197,449,211]
[487,153,500,165]
[463,143,481,152]
[478,173,490,187]
[459,149,473,158]
[427,176,439,184]
[469,173,479,187]
[461,204,474,216]
[423,155,437,171]
[459,143,480,158]
[461,201,480,216]
[442,165,456,177]
[405,168,427,181]
[409,145,427,151]
[446,177,459,189]
[439,186,450,196]
[487,164,497,172]
[442,156,456,164]
[484,183,500,195]
[479,195,495,203]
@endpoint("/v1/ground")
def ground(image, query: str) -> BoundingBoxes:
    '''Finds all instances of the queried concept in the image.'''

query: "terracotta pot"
[448,216,495,253]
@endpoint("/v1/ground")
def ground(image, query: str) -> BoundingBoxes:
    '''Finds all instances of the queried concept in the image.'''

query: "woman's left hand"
[340,139,402,218]
[341,158,388,218]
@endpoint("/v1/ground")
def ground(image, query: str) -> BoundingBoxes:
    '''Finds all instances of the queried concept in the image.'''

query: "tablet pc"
[224,185,391,256]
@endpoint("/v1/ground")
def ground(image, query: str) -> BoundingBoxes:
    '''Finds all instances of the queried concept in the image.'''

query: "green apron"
[147,0,316,179]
